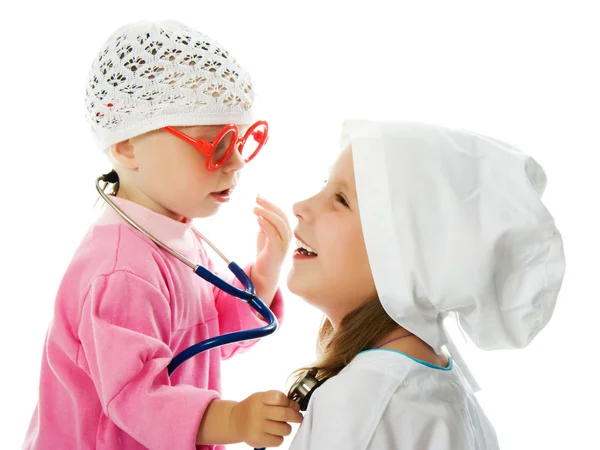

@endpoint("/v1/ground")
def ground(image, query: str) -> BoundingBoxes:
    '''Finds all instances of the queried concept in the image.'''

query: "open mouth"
[210,188,232,202]
[294,238,318,257]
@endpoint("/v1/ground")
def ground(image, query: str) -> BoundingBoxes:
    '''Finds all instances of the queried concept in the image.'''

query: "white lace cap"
[85,21,254,149]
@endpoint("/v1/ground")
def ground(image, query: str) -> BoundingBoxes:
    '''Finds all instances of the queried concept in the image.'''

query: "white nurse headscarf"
[345,120,565,390]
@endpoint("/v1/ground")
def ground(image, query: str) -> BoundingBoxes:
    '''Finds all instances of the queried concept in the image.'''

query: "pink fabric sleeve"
[78,270,219,450]
[210,262,285,360]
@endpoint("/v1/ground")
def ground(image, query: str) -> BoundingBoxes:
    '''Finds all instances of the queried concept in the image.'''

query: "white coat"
[290,350,499,450]
[290,349,499,450]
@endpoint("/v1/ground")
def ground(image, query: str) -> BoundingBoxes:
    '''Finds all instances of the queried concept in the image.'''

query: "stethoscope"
[287,333,416,412]
[288,371,327,412]
[96,172,278,375]
[97,172,323,449]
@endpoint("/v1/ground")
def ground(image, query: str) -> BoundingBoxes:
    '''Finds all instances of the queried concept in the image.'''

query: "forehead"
[329,146,354,178]
[328,147,356,192]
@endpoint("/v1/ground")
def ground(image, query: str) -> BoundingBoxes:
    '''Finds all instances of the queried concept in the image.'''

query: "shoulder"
[86,222,165,260]
[65,223,172,294]
[308,351,419,413]
[292,352,412,448]
[316,351,410,400]
[363,352,494,450]
[291,351,479,450]
[370,382,494,450]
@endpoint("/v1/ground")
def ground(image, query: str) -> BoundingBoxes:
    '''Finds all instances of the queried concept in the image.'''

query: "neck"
[374,327,449,368]
[373,327,413,348]
[116,183,185,222]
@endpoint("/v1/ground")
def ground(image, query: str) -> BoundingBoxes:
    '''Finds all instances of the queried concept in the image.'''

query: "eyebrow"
[326,176,357,198]
[191,126,222,138]
[192,125,250,139]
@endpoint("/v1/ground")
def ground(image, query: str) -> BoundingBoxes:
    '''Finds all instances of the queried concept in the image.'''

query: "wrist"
[229,400,245,443]
[196,399,240,445]
[250,266,278,300]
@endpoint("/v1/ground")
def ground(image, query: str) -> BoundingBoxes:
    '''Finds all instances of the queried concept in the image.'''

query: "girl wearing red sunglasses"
[23,20,300,450]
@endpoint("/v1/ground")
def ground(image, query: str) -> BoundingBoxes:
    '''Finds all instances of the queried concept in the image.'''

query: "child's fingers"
[254,206,289,236]
[257,216,279,242]
[265,405,304,424]
[264,420,293,438]
[262,390,290,407]
[254,207,290,243]
[256,196,291,230]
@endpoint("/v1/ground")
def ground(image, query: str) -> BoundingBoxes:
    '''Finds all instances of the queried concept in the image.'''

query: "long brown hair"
[288,298,399,393]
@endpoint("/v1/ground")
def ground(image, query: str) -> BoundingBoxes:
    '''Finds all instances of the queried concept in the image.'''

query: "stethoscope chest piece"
[288,371,327,412]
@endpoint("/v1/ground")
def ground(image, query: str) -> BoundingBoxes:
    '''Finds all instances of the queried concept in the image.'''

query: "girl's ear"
[109,139,138,170]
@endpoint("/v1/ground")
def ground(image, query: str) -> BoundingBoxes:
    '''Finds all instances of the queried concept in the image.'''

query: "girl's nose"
[222,145,245,172]
[293,197,312,221]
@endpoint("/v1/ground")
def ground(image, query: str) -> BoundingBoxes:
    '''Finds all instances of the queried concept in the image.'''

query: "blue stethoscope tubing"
[168,262,277,375]
[95,175,278,377]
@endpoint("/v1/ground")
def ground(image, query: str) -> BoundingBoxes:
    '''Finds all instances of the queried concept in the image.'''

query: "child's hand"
[251,196,292,304]
[231,390,303,448]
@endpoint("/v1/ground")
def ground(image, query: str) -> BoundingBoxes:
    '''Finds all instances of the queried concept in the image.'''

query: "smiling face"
[287,147,378,326]
[111,124,248,221]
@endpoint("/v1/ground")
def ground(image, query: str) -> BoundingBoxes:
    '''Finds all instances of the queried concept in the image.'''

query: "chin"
[191,202,223,219]
[286,269,325,309]
[286,269,300,295]
[287,267,315,299]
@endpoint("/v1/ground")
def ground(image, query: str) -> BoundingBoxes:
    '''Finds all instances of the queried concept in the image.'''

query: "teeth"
[296,238,318,255]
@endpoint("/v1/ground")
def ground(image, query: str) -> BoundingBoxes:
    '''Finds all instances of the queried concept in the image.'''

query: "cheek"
[137,142,222,215]
[331,223,376,293]
[322,222,366,269]
[170,147,206,179]
[287,216,376,310]
[148,144,214,187]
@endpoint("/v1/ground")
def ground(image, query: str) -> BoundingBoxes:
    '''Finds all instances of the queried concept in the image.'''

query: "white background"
[1,1,598,449]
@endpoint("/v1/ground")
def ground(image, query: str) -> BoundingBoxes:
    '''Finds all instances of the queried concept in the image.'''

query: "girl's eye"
[214,133,233,156]
[335,193,349,207]
[214,138,229,157]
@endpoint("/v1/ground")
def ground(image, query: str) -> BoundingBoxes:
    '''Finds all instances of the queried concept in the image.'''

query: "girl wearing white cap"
[287,120,565,449]
[23,21,302,450]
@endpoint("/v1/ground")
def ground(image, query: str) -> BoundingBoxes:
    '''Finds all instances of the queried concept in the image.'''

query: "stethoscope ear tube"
[168,296,277,376]
[194,263,255,300]
[166,261,278,375]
